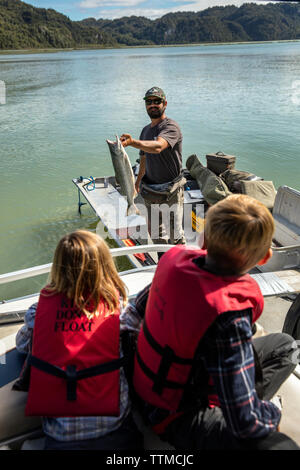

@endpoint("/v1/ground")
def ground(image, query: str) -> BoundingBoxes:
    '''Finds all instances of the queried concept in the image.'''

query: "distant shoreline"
[1,39,300,55]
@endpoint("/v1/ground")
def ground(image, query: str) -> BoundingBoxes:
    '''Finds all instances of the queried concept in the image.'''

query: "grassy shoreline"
[1,39,300,55]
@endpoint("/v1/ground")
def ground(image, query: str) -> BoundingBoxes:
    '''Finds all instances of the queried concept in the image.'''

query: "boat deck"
[1,177,300,449]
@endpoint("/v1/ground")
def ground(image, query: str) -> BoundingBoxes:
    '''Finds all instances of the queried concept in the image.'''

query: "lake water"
[1,41,300,300]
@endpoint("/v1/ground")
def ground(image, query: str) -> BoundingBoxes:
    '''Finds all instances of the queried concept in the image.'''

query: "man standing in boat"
[120,87,186,248]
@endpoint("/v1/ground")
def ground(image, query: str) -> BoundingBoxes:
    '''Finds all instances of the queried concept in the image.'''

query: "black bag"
[282,294,300,341]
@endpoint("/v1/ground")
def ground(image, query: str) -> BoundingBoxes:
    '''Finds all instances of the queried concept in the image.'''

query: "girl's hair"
[204,194,274,274]
[45,230,128,318]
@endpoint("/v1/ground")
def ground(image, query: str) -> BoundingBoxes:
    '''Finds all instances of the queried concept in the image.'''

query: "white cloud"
[170,0,273,10]
[80,0,277,20]
[93,7,170,18]
[79,0,144,7]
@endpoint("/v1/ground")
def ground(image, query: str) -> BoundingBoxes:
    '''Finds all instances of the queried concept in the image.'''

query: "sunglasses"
[145,98,163,106]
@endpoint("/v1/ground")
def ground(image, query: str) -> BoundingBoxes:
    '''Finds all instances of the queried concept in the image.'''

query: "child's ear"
[257,248,273,266]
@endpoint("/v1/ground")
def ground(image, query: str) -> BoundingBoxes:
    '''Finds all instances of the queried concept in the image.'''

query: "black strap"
[29,355,66,379]
[75,357,126,380]
[139,321,193,396]
[143,321,193,365]
[28,354,126,402]
[66,365,77,401]
[135,349,185,393]
[152,345,176,395]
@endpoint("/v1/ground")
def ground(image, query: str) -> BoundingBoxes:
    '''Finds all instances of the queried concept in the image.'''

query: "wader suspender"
[28,354,126,401]
[136,320,193,395]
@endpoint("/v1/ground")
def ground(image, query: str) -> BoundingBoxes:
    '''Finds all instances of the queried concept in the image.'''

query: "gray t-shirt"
[139,117,183,184]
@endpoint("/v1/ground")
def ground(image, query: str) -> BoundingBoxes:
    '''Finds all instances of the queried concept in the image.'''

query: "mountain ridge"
[1,0,300,50]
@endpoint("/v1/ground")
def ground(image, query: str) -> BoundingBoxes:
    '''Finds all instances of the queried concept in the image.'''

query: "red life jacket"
[26,289,124,417]
[133,245,264,412]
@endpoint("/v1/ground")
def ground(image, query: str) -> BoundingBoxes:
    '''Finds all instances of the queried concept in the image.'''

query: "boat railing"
[0,244,173,286]
[1,240,300,288]
[272,244,300,252]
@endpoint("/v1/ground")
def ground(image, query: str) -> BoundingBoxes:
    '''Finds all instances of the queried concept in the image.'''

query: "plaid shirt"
[125,284,281,440]
[200,309,281,439]
[16,302,131,442]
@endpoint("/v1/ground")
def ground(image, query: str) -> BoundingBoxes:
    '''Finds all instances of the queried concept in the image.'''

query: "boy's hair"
[204,194,274,273]
[45,230,128,319]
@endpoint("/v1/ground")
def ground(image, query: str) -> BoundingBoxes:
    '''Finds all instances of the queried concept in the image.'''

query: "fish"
[106,135,140,216]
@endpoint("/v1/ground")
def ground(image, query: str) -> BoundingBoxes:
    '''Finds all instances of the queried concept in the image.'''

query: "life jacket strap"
[28,354,126,402]
[136,348,184,394]
[143,321,193,365]
[153,345,176,395]
[66,365,77,401]
[138,321,194,396]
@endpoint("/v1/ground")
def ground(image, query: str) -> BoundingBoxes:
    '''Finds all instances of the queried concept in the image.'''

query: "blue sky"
[27,0,277,20]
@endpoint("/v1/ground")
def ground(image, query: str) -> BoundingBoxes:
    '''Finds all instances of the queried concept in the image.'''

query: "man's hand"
[120,133,133,148]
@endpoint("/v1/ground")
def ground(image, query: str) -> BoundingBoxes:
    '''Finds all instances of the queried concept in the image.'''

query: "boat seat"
[273,186,300,247]
[258,186,300,272]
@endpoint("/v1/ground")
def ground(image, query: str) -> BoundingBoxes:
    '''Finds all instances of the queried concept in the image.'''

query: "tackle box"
[206,151,236,175]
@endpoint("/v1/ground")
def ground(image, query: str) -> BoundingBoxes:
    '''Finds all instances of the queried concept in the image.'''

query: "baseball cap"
[143,87,166,101]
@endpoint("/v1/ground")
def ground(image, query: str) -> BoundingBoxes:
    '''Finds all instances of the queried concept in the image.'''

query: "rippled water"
[1,42,300,300]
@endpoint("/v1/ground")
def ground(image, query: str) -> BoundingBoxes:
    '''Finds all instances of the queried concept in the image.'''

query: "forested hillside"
[81,3,300,46]
[0,0,116,49]
[1,0,300,50]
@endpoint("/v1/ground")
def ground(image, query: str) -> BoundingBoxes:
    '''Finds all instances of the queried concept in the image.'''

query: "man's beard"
[147,106,165,119]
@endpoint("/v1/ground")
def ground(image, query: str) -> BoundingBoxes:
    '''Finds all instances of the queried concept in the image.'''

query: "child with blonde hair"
[128,194,299,450]
[203,193,274,274]
[16,230,142,450]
